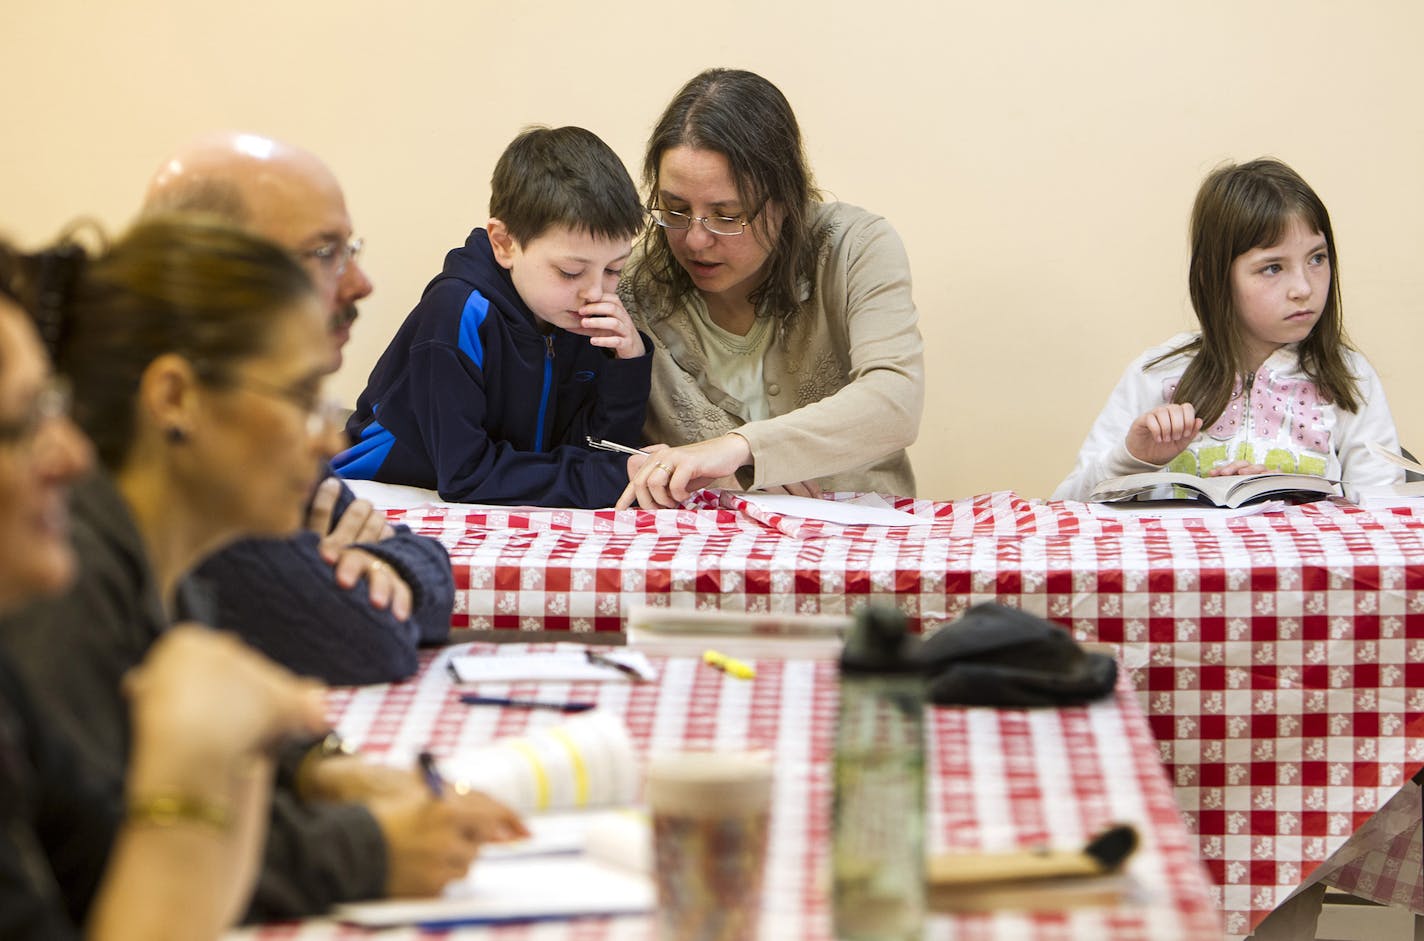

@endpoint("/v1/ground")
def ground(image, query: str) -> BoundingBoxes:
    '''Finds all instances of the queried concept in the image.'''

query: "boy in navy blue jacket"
[335,127,653,507]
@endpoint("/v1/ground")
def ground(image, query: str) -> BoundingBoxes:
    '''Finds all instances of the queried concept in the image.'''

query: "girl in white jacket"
[1055,158,1402,501]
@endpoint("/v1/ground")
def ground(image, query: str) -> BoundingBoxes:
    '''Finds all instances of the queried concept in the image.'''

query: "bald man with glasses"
[142,131,454,685]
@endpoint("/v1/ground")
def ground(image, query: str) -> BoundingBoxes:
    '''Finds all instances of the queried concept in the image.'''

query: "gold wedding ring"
[656,462,674,475]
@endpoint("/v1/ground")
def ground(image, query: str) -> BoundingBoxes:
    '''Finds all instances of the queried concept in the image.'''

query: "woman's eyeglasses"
[0,377,71,450]
[217,373,346,438]
[647,208,749,237]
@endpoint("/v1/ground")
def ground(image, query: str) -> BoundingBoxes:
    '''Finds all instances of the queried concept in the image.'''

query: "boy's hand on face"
[571,295,645,359]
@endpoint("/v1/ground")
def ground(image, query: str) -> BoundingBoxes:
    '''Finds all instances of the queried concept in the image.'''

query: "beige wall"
[4,1,1421,501]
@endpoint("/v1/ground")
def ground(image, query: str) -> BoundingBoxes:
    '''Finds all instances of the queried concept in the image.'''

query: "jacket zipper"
[1241,369,1256,449]
[534,335,554,451]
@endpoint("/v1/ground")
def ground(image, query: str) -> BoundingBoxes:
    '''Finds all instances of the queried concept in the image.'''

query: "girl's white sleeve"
[1052,354,1166,501]
[1334,355,1405,489]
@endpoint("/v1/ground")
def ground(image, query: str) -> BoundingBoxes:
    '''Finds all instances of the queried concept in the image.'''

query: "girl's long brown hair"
[1153,158,1358,425]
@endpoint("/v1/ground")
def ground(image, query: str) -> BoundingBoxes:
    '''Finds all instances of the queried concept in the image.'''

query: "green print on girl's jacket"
[1168,444,1328,478]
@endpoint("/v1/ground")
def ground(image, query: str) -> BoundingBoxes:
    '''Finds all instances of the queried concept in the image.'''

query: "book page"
[332,855,653,927]
[733,491,932,526]
[1090,472,1232,504]
[1367,442,1424,476]
[332,810,653,928]
[1219,473,1338,507]
[1091,471,1337,507]
[448,647,656,683]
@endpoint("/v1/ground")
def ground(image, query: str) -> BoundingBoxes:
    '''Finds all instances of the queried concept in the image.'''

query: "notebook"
[332,810,653,928]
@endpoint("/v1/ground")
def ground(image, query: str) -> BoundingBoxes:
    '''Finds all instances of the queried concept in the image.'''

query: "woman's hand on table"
[309,477,395,550]
[306,477,413,618]
[295,752,413,804]
[617,434,754,509]
[369,783,529,897]
[297,757,527,842]
[332,548,413,621]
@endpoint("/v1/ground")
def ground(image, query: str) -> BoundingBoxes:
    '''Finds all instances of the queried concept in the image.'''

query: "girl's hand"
[572,295,645,360]
[617,434,753,509]
[1125,404,1203,466]
[1208,460,1269,477]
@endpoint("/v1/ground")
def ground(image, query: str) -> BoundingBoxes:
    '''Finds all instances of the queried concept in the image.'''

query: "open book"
[1089,471,1340,508]
[1354,445,1424,506]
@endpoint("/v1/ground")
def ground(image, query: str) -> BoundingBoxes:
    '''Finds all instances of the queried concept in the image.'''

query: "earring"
[164,426,188,444]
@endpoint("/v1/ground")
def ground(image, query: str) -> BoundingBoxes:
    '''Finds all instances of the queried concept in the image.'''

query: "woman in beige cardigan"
[617,68,924,509]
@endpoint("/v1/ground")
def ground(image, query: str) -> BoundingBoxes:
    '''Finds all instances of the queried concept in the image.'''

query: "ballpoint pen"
[586,436,648,457]
[417,750,445,798]
[585,647,647,681]
[459,694,597,713]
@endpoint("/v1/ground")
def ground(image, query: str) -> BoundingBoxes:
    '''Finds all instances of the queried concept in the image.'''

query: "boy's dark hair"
[489,126,643,245]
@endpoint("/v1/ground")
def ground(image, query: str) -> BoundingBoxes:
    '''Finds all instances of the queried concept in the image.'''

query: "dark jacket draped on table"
[190,464,454,685]
[0,471,389,920]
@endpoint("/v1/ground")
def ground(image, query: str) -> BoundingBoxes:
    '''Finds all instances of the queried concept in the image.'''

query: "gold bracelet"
[126,794,233,832]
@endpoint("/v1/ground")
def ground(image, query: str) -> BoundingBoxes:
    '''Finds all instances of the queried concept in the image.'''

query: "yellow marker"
[703,649,756,680]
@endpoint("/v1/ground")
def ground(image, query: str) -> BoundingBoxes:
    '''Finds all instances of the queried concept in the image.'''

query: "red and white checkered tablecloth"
[238,646,1221,941]
[378,490,1424,936]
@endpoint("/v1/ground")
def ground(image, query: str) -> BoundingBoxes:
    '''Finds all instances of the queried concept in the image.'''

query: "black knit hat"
[920,603,1117,707]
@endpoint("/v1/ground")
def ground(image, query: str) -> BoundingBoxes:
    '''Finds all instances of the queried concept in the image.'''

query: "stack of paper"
[733,491,932,526]
[448,645,656,683]
[626,605,848,660]
[333,811,654,928]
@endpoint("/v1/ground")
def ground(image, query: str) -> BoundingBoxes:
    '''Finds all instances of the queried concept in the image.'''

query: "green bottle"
[832,604,926,940]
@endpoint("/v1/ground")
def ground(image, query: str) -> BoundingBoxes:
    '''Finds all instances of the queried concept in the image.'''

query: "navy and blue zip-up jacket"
[334,228,652,508]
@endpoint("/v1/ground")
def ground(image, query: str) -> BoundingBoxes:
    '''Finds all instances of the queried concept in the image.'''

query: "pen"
[586,436,648,457]
[703,649,756,680]
[585,647,647,681]
[417,750,445,798]
[459,694,597,713]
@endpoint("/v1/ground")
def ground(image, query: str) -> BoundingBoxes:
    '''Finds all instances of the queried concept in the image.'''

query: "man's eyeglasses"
[0,376,71,450]
[298,236,364,279]
[647,208,749,237]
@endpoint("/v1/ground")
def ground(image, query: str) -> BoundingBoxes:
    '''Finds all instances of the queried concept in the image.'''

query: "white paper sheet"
[448,646,656,683]
[1079,499,1288,520]
[332,855,653,927]
[734,492,931,526]
[332,810,653,928]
